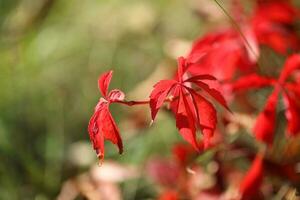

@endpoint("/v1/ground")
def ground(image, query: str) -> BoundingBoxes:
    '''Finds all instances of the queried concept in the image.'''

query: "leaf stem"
[115,100,150,106]
[115,96,175,106]
[114,84,208,107]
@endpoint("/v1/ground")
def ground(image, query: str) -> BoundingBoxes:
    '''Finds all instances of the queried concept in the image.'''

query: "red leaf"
[192,80,230,111]
[174,88,200,151]
[88,100,123,161]
[172,143,196,165]
[89,71,125,161]
[150,56,226,151]
[190,90,217,149]
[149,80,177,120]
[186,29,256,81]
[88,102,104,158]
[253,90,278,144]
[183,74,217,82]
[239,154,264,198]
[99,105,123,154]
[283,93,300,136]
[231,55,300,144]
[231,74,274,91]
[279,54,300,83]
[254,2,297,24]
[158,190,179,200]
[98,71,113,97]
[286,83,300,100]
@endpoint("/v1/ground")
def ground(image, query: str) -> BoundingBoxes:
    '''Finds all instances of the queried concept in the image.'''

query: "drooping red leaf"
[88,101,105,158]
[89,71,125,161]
[239,154,264,198]
[231,74,274,91]
[88,100,123,161]
[98,104,123,154]
[98,70,113,97]
[230,56,300,145]
[253,90,278,144]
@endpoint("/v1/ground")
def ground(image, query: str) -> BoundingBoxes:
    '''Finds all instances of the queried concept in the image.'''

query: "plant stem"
[115,100,150,106]
[212,0,259,60]
[115,84,206,107]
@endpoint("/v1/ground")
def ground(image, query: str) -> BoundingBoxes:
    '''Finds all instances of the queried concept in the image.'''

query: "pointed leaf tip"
[98,70,113,97]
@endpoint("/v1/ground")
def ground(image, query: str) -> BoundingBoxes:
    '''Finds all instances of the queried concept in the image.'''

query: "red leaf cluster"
[252,1,300,54]
[184,0,299,82]
[186,28,257,81]
[150,57,229,150]
[87,1,300,198]
[232,54,300,144]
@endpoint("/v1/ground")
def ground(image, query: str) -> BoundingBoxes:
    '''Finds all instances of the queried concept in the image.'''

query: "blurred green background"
[0,0,207,199]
